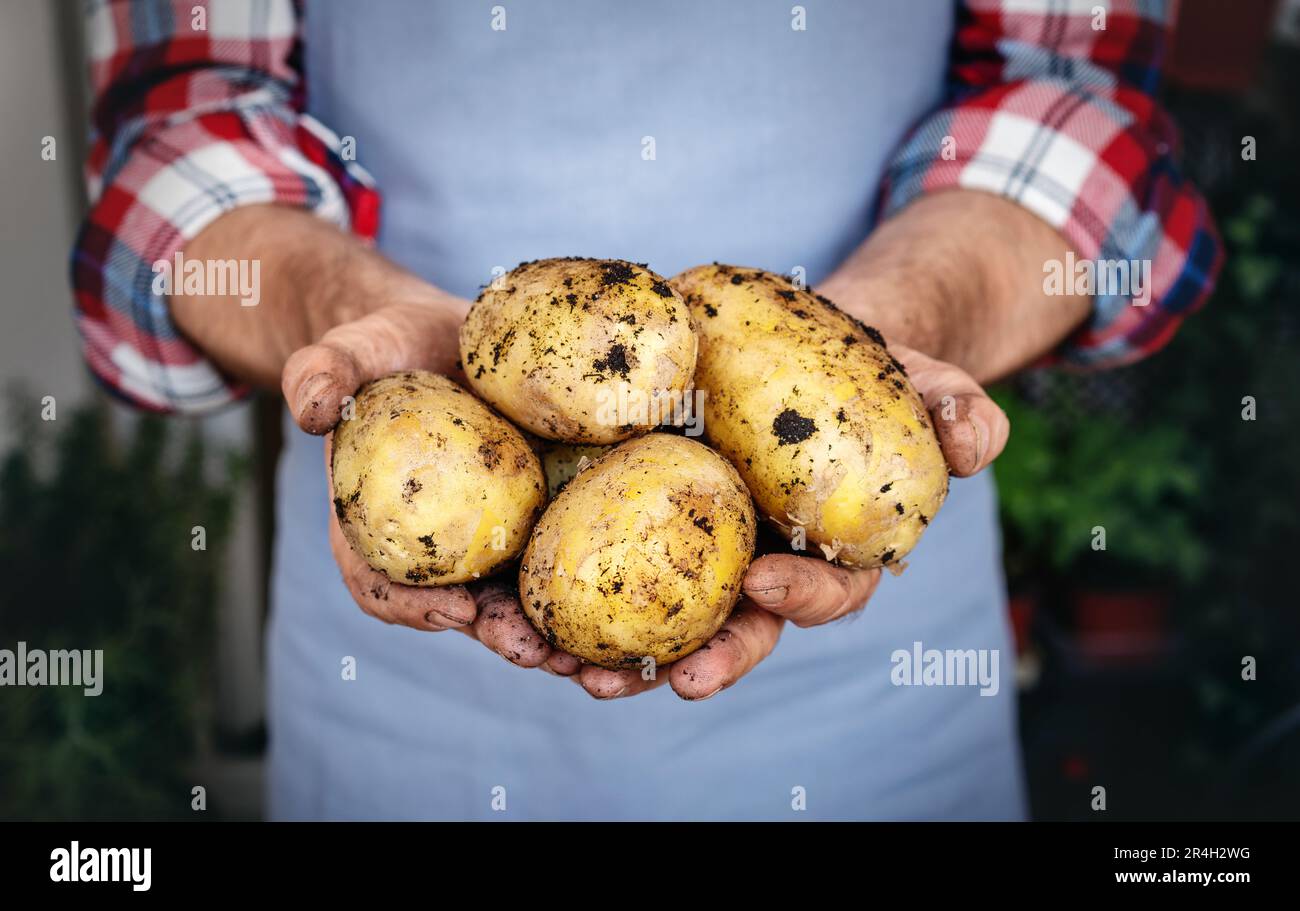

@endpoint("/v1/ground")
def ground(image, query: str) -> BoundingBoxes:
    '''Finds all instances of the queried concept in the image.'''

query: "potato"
[520,433,756,668]
[459,258,697,444]
[670,264,947,569]
[331,370,546,586]
[535,441,611,499]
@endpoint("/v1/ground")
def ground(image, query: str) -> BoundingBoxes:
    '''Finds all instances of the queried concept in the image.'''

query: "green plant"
[0,394,240,819]
[991,387,1209,589]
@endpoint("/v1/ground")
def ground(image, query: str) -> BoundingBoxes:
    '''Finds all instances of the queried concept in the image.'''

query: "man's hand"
[171,192,1088,699]
[291,306,585,674]
[288,315,1006,699]
[558,341,1009,700]
[559,190,1089,700]
[171,205,585,675]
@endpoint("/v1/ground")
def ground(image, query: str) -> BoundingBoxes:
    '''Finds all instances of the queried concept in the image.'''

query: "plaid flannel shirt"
[73,0,1222,413]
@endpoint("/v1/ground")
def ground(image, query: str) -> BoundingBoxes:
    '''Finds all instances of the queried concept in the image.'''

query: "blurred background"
[1,0,1298,820]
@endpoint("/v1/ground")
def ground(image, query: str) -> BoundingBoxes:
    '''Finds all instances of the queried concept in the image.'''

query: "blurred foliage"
[995,99,1299,602]
[1004,76,1300,794]
[0,395,239,819]
[991,387,1208,587]
[1168,179,1300,763]
[1173,195,1300,589]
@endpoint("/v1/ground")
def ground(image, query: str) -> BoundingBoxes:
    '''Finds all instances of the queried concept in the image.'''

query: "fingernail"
[299,372,334,410]
[297,373,337,432]
[968,414,989,471]
[425,606,470,626]
[745,586,788,607]
[692,685,724,701]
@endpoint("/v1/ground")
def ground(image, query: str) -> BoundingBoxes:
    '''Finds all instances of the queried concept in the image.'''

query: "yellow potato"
[670,264,948,569]
[459,258,697,444]
[331,371,546,586]
[520,433,756,668]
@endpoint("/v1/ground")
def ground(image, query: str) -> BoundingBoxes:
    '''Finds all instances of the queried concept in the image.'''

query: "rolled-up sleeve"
[879,0,1222,369]
[72,0,380,413]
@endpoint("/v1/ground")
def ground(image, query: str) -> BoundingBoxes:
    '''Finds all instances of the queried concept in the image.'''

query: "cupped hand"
[561,341,1011,700]
[285,308,1009,698]
[281,295,586,677]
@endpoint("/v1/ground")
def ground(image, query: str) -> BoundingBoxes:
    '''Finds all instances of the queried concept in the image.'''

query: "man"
[73,0,1219,819]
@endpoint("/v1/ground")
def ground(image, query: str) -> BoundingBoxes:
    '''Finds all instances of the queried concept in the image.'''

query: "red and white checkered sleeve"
[878,0,1222,369]
[73,0,379,413]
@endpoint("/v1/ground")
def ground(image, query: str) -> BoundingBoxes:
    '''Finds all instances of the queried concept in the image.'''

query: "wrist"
[819,194,992,361]
[282,223,458,334]
[818,265,970,360]
[818,227,980,365]
[174,204,468,386]
[819,190,1088,382]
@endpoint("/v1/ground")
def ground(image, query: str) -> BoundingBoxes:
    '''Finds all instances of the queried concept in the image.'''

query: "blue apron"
[266,0,1025,820]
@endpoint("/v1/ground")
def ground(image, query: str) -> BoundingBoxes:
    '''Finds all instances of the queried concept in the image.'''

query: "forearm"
[170,205,465,387]
[819,190,1092,384]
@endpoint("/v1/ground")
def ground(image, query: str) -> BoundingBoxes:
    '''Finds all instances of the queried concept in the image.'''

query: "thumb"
[893,344,1010,477]
[282,298,465,434]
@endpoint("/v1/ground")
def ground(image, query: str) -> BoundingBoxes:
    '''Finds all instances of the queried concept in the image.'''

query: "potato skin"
[520,434,756,669]
[331,371,546,586]
[459,258,697,444]
[670,264,948,569]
